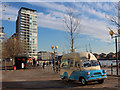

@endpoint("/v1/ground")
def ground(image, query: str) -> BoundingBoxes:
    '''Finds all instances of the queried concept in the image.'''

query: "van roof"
[62,52,97,61]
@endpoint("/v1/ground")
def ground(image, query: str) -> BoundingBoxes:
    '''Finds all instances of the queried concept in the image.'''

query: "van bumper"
[86,75,107,81]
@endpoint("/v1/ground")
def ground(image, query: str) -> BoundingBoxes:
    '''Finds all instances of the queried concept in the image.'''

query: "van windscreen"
[82,60,98,67]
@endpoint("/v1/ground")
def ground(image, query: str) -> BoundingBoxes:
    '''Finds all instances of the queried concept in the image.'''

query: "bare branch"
[2,36,25,59]
[63,9,81,52]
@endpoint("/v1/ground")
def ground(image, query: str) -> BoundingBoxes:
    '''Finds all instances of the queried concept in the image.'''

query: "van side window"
[70,59,73,67]
[61,59,74,68]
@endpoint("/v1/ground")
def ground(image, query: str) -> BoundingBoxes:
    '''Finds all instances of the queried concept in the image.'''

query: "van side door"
[71,61,81,80]
[60,58,74,80]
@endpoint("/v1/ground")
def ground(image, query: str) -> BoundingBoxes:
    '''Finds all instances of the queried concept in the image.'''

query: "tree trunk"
[71,38,74,52]
[12,57,15,66]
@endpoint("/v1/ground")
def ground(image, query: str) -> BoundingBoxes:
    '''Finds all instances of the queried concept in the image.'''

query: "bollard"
[119,63,120,69]
[22,63,24,69]
[111,63,113,75]
[14,66,16,70]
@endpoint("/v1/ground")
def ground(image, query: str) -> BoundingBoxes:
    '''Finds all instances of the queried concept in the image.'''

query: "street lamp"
[51,45,58,69]
[70,49,76,52]
[109,29,120,75]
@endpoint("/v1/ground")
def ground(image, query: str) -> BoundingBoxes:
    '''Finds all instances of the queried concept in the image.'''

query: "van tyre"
[80,77,87,85]
[61,77,64,80]
[64,76,69,82]
[98,79,104,84]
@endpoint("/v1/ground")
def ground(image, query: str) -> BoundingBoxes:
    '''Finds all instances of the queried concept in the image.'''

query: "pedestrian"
[43,61,45,69]
[33,58,36,67]
[47,62,48,66]
[56,61,58,65]
[49,61,51,65]
[58,61,60,72]
[37,60,39,66]
[119,63,120,69]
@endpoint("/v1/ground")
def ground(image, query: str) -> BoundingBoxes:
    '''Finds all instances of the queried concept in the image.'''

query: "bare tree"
[107,3,119,29]
[2,34,25,65]
[63,9,80,52]
[107,2,120,50]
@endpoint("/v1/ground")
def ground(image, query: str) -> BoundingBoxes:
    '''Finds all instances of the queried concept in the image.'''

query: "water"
[99,60,120,66]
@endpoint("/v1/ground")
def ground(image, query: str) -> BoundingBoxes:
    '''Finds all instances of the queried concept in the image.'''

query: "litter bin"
[14,66,16,70]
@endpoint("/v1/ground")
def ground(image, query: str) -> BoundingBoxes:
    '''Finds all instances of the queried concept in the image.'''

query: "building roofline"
[0,27,4,30]
[20,7,36,12]
[38,51,47,53]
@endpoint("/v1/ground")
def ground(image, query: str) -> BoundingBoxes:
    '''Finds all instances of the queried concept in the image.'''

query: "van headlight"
[103,70,106,73]
[87,72,90,75]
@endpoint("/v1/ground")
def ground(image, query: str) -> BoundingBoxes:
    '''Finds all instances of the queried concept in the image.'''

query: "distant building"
[106,52,116,59]
[0,27,5,43]
[48,52,54,60]
[99,53,107,59]
[37,51,50,61]
[37,51,59,61]
[16,7,37,59]
[0,27,5,61]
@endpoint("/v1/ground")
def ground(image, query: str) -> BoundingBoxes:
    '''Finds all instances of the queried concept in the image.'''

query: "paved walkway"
[2,65,120,90]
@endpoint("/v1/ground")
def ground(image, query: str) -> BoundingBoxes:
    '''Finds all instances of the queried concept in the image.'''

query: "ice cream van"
[60,52,107,85]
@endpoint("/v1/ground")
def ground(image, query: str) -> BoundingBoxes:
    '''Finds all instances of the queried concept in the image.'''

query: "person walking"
[119,63,120,69]
[43,61,45,69]
[37,60,39,66]
[33,58,36,67]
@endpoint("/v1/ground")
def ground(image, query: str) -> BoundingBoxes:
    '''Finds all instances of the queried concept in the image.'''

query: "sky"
[0,0,119,55]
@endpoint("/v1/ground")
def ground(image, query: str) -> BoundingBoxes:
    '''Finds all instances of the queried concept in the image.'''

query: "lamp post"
[109,29,120,75]
[51,45,58,69]
[70,49,76,52]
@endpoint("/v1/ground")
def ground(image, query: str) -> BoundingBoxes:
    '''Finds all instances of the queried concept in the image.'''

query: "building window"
[22,9,26,12]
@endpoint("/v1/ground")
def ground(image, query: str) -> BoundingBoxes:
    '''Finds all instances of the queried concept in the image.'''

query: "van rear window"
[61,59,74,68]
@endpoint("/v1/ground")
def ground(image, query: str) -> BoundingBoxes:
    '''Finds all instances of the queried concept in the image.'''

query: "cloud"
[37,12,64,31]
[92,2,116,12]
[1,0,119,2]
[79,17,113,43]
[35,2,115,43]
[1,3,19,21]
[37,10,114,43]
[1,2,116,43]
[74,3,113,20]
[27,2,68,12]
[27,2,79,13]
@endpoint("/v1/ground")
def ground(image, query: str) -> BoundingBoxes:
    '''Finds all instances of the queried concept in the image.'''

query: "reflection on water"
[99,60,120,66]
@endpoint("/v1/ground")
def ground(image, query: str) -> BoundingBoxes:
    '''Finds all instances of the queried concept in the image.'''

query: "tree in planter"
[63,9,81,52]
